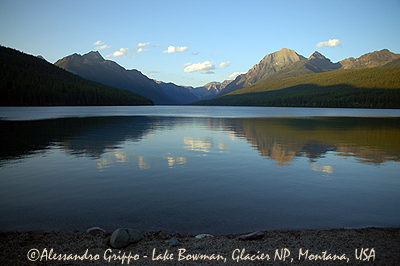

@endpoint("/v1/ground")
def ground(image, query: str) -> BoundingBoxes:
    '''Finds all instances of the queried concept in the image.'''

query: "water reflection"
[184,137,213,153]
[1,116,154,162]
[1,116,400,167]
[138,156,151,170]
[220,117,400,165]
[1,115,400,233]
[96,149,132,170]
[311,164,335,174]
[165,155,187,168]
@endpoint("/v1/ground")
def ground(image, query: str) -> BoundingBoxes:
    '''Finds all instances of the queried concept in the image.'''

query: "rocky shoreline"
[1,227,399,265]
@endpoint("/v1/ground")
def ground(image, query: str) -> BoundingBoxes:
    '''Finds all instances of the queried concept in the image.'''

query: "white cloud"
[184,61,216,73]
[316,39,342,48]
[219,61,232,68]
[96,45,112,50]
[183,62,192,66]
[136,48,147,53]
[163,46,189,54]
[106,48,129,58]
[92,41,112,50]
[138,42,150,47]
[228,72,244,79]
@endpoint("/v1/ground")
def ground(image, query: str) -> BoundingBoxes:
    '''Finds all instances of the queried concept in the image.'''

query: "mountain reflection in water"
[220,117,400,165]
[1,115,399,234]
[1,116,400,167]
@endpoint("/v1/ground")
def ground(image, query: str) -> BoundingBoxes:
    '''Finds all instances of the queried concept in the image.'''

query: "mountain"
[339,49,400,69]
[204,80,232,92]
[156,81,199,104]
[382,58,400,68]
[307,51,342,71]
[55,50,234,104]
[155,80,232,103]
[255,51,342,83]
[0,46,153,106]
[217,48,400,98]
[193,66,400,108]
[193,48,400,109]
[190,80,232,100]
[53,48,400,106]
[219,48,307,96]
[55,51,179,105]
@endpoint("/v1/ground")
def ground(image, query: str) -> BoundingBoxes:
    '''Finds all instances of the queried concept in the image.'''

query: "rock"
[195,234,214,239]
[238,231,264,241]
[110,228,130,248]
[109,228,143,248]
[165,237,182,247]
[127,229,143,243]
[86,227,106,235]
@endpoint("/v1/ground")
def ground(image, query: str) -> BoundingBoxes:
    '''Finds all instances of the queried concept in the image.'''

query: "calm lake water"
[1,106,399,234]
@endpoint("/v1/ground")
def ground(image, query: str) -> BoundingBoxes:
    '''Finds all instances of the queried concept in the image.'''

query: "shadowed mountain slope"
[55,51,179,104]
[189,80,232,100]
[0,46,153,106]
[156,81,199,104]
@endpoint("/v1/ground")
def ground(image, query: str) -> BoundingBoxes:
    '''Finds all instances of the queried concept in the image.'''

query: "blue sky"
[1,0,399,87]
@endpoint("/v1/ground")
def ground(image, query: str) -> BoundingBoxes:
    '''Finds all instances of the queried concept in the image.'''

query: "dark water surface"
[1,106,399,234]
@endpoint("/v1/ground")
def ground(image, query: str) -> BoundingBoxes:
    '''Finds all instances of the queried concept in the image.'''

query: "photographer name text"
[27,247,376,264]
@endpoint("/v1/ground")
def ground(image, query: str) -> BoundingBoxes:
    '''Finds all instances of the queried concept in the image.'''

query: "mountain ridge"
[219,48,307,96]
[4,44,399,107]
[52,47,400,106]
[155,81,199,104]
[339,49,400,69]
[55,51,179,105]
[193,64,400,108]
[56,51,238,104]
[189,80,232,100]
[0,46,154,106]
[217,48,400,97]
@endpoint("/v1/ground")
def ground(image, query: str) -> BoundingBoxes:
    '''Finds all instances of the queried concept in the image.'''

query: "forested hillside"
[194,66,400,108]
[0,46,154,106]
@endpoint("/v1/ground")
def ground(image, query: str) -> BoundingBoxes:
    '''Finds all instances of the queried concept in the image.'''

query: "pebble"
[127,229,143,243]
[86,227,106,235]
[238,231,264,240]
[109,228,143,248]
[195,234,214,239]
[165,237,183,247]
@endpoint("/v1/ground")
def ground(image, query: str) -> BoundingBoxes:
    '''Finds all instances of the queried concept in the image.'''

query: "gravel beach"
[1,227,399,265]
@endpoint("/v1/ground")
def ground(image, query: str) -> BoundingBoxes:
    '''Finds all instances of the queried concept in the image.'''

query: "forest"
[200,84,400,108]
[0,46,153,106]
[195,66,400,108]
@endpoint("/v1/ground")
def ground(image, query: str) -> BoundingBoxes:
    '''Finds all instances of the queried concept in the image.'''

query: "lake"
[1,106,399,235]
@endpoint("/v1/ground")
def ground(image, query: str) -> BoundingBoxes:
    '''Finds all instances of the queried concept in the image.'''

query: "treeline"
[195,66,400,108]
[0,46,153,106]
[201,84,400,108]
